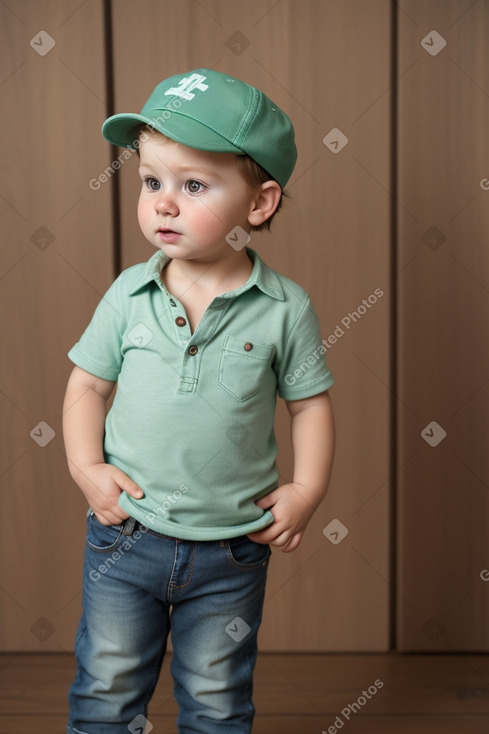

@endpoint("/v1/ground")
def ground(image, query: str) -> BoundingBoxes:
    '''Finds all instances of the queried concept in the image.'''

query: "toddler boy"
[63,68,335,734]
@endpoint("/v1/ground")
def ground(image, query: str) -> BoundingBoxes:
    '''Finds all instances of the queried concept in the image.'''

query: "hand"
[247,483,318,553]
[74,462,144,526]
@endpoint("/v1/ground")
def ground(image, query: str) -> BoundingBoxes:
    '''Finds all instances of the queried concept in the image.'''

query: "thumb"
[111,467,144,499]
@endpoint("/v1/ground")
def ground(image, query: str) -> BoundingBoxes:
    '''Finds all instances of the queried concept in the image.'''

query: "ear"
[248,181,282,228]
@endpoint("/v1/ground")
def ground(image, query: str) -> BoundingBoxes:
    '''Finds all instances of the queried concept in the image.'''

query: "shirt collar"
[128,247,285,301]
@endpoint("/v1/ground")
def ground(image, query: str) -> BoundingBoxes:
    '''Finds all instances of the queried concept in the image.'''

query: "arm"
[247,390,335,552]
[62,365,143,525]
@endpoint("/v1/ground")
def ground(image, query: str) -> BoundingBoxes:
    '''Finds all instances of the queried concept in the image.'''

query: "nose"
[155,191,179,217]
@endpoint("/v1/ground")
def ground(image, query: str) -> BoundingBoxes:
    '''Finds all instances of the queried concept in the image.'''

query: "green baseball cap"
[102,68,297,189]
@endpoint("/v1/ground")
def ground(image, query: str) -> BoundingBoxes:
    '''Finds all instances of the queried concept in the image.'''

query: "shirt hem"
[278,374,335,401]
[118,494,275,540]
[68,347,120,382]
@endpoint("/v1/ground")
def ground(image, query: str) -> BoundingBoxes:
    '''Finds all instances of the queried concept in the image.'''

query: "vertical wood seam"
[103,0,121,278]
[389,0,399,652]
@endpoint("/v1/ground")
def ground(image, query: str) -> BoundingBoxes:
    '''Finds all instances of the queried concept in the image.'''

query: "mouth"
[158,228,181,243]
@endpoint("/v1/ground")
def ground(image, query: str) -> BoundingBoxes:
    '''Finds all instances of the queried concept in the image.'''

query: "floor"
[1,652,489,732]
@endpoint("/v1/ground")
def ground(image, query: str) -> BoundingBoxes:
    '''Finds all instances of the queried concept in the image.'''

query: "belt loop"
[122,517,137,536]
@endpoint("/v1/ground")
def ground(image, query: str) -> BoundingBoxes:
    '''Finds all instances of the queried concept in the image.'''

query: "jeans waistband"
[121,516,230,546]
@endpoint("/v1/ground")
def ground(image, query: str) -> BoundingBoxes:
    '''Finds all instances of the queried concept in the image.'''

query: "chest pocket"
[218,335,274,401]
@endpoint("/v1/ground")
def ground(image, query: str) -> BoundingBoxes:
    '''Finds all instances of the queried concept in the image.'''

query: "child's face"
[137,132,259,263]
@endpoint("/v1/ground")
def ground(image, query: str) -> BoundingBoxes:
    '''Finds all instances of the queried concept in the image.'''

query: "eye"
[185,179,205,195]
[144,177,161,191]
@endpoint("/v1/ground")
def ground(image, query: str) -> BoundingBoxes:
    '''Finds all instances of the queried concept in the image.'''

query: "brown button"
[188,345,198,356]
[175,316,186,327]
[244,342,253,351]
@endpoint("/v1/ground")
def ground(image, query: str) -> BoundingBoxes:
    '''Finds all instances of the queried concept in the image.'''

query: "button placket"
[169,302,191,343]
[175,298,227,394]
[157,286,190,342]
[178,344,200,392]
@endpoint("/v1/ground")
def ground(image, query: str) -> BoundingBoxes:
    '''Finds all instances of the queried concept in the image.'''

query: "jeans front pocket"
[226,535,271,570]
[85,510,125,553]
[218,335,273,401]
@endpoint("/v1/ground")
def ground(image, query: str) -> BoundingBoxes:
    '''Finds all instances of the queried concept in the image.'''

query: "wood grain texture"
[0,0,113,650]
[2,653,489,732]
[395,0,489,650]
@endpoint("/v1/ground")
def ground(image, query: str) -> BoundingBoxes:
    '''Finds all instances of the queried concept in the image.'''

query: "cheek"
[185,201,223,234]
[137,198,151,230]
[190,192,248,233]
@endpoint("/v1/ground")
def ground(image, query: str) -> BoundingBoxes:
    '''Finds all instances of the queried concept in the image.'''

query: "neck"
[163,249,253,294]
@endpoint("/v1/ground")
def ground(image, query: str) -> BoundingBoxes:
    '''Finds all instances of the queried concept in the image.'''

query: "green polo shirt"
[68,248,334,540]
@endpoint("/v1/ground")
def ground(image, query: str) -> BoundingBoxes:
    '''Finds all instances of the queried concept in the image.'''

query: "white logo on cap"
[165,74,209,100]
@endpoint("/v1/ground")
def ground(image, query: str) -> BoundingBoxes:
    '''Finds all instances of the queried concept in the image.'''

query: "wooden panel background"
[0,0,113,652]
[2,0,485,657]
[396,0,489,650]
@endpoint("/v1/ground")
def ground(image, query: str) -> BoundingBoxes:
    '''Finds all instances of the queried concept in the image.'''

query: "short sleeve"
[277,295,335,400]
[68,275,126,381]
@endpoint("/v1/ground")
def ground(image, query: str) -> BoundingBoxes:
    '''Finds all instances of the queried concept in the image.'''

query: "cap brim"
[102,112,244,155]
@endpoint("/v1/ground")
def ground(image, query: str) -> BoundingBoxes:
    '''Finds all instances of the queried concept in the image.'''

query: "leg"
[67,514,171,734]
[168,536,271,734]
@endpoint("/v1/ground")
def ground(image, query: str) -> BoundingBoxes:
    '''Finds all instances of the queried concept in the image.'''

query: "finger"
[250,527,283,547]
[246,530,270,544]
[99,507,130,526]
[95,511,121,526]
[254,491,277,510]
[268,528,296,548]
[111,467,144,498]
[280,534,302,553]
[247,519,284,544]
[110,508,131,524]
[269,535,289,549]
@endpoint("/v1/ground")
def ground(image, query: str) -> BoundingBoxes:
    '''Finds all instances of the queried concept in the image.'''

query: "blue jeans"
[67,511,271,734]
